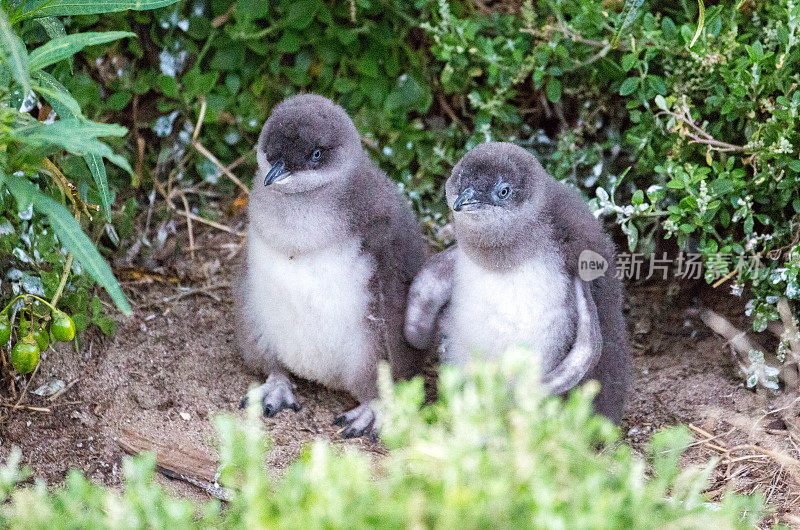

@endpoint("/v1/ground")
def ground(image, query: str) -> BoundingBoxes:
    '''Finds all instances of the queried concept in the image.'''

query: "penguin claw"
[241,376,300,418]
[333,403,380,441]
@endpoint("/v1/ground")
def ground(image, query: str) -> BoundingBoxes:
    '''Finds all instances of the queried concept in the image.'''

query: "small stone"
[32,379,65,397]
[179,411,191,421]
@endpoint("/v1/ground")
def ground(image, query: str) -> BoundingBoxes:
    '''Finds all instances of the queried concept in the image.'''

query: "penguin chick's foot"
[333,402,380,441]
[239,372,301,417]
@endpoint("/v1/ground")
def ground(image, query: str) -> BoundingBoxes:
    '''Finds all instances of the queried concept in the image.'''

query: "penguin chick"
[237,94,428,438]
[404,142,629,423]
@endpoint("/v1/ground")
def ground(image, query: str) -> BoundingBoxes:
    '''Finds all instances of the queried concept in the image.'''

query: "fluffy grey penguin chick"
[404,142,629,423]
[237,94,428,438]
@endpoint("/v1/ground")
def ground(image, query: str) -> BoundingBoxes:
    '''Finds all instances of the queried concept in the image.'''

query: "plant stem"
[50,252,73,309]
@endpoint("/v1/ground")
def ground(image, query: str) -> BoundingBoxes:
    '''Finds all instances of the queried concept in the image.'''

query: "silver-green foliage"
[0,353,764,528]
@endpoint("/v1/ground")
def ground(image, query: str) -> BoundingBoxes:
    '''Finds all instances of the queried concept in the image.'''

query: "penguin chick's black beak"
[264,158,289,186]
[453,187,483,212]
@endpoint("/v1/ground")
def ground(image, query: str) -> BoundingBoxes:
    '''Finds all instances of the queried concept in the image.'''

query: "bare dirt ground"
[1,228,798,524]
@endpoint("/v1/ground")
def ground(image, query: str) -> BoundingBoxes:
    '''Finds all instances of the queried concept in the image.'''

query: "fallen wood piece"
[697,307,798,388]
[116,428,230,501]
[698,308,764,355]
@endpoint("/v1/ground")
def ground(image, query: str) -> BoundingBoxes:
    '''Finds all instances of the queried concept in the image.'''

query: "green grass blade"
[0,10,31,92]
[20,0,180,18]
[690,0,705,47]
[29,31,134,71]
[1,172,132,316]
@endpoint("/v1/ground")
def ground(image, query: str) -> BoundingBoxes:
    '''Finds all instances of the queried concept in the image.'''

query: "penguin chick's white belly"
[246,234,375,391]
[445,249,572,368]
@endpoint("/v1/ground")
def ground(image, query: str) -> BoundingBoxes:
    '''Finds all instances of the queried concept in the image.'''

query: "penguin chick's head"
[446,142,548,246]
[256,94,361,194]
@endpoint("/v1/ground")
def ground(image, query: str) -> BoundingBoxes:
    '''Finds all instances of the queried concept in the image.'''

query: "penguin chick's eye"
[311,149,322,161]
[495,183,511,200]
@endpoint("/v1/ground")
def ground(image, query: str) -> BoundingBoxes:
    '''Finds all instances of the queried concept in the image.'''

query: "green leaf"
[29,31,134,71]
[84,154,112,220]
[654,94,668,111]
[158,74,179,98]
[0,10,32,93]
[12,118,133,176]
[284,0,317,30]
[35,17,71,71]
[20,0,180,18]
[107,91,132,110]
[620,53,637,72]
[545,78,562,103]
[619,77,639,96]
[648,75,667,95]
[0,172,131,316]
[661,17,677,41]
[31,70,82,118]
[612,0,645,47]
[277,32,301,53]
[237,0,268,22]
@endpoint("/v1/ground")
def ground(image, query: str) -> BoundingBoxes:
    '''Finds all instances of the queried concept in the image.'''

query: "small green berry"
[11,337,40,374]
[51,311,76,342]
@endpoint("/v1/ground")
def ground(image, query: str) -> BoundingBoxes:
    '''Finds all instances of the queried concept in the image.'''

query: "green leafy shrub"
[421,0,800,332]
[83,0,797,336]
[2,0,796,378]
[0,352,764,527]
[0,1,183,374]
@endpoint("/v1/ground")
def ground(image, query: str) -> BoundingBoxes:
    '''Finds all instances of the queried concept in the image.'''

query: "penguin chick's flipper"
[542,278,603,395]
[404,246,458,350]
[240,371,301,417]
[333,402,380,441]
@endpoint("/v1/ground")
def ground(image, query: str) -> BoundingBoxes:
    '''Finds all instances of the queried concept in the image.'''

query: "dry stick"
[192,97,207,142]
[777,298,800,373]
[687,423,732,451]
[191,97,249,195]
[48,378,79,402]
[700,307,798,389]
[711,268,737,288]
[657,105,747,153]
[689,424,800,482]
[226,149,254,172]
[698,308,761,356]
[12,360,41,411]
[152,173,245,238]
[0,403,50,413]
[173,209,245,237]
[178,190,196,261]
[436,92,469,134]
[192,141,250,195]
[162,283,229,304]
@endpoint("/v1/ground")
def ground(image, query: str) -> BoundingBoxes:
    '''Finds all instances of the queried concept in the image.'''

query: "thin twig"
[162,283,229,304]
[193,98,207,142]
[192,141,250,195]
[173,209,245,237]
[178,191,196,261]
[657,103,747,153]
[0,403,51,413]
